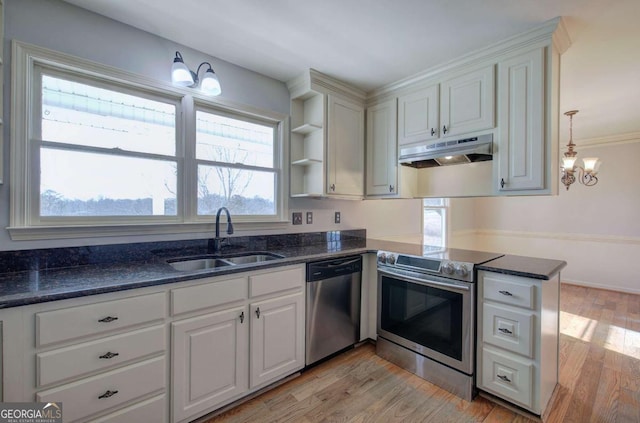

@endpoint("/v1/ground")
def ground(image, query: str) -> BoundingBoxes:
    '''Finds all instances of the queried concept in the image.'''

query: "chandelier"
[561,110,600,190]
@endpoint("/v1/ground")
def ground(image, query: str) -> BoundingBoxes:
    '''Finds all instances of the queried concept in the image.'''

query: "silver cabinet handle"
[255,307,261,319]
[389,185,394,193]
[498,290,512,296]
[98,316,118,323]
[497,375,511,383]
[500,178,505,189]
[442,125,448,134]
[98,390,118,399]
[498,328,513,335]
[330,184,336,192]
[99,352,119,359]
[239,311,244,324]
[431,128,436,136]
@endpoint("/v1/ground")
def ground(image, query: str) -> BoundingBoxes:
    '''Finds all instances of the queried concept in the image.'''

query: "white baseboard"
[561,279,640,295]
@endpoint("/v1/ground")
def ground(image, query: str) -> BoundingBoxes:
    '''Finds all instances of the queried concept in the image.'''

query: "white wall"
[450,138,640,294]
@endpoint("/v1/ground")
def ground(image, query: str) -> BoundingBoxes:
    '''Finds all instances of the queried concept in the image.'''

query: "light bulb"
[171,61,194,86]
[200,69,222,96]
[582,157,600,174]
[562,156,577,170]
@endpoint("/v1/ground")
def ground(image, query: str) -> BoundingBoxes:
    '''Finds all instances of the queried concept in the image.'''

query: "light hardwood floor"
[205,284,640,422]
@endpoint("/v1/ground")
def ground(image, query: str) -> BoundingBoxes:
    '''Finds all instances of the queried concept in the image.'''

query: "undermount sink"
[167,252,284,272]
[167,258,233,272]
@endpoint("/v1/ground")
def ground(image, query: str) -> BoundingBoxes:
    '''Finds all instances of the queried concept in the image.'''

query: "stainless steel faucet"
[210,207,234,253]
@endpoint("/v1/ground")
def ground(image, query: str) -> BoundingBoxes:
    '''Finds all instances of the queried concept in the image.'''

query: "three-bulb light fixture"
[561,110,601,190]
[171,51,222,96]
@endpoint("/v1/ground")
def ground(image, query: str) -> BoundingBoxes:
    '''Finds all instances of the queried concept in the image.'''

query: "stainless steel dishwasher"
[306,255,362,366]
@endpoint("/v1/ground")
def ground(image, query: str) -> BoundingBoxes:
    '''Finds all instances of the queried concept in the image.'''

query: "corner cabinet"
[288,69,366,198]
[476,270,560,416]
[327,95,365,196]
[496,48,545,192]
[366,99,398,196]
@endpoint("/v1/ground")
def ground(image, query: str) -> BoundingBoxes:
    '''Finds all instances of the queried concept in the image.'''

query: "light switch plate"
[334,211,341,224]
[306,212,313,224]
[292,212,302,225]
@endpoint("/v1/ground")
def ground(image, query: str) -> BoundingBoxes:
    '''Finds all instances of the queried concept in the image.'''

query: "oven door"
[377,267,474,375]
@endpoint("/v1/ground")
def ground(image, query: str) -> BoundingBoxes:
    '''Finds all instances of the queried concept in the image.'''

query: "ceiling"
[62,0,597,92]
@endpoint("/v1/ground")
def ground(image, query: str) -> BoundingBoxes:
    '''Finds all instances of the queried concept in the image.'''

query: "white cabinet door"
[172,306,248,423]
[250,292,305,388]
[440,65,495,137]
[497,48,545,191]
[366,99,398,196]
[397,85,439,145]
[327,95,365,196]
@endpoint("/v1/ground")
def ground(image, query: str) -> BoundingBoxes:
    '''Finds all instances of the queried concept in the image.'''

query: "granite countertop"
[0,239,373,309]
[0,230,567,309]
[476,254,567,280]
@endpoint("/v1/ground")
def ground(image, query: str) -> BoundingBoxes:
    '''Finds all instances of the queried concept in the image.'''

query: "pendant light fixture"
[171,51,222,96]
[561,110,601,190]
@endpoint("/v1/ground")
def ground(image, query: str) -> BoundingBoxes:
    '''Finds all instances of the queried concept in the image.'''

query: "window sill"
[8,220,290,241]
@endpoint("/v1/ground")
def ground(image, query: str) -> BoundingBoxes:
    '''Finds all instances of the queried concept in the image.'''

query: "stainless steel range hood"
[399,134,493,168]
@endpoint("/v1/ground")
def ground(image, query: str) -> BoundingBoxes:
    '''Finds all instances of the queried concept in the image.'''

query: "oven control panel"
[377,251,474,282]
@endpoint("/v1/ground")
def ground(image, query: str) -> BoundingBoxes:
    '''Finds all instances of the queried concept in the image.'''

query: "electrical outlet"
[292,212,302,225]
[334,211,341,224]
[306,212,313,224]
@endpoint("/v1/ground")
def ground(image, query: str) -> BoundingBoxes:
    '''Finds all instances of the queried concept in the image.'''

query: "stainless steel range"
[376,247,503,401]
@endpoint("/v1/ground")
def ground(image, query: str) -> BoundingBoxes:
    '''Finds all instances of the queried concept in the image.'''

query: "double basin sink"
[167,252,285,272]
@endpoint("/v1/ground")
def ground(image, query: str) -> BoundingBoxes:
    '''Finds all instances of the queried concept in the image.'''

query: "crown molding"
[576,131,640,149]
[367,17,567,102]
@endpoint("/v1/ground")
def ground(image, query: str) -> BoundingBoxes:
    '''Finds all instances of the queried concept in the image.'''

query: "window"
[10,42,287,239]
[195,108,278,217]
[423,198,448,247]
[38,71,179,219]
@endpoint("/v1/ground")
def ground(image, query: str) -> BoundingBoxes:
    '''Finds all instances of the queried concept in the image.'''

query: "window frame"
[189,102,284,223]
[9,41,289,241]
[422,198,449,247]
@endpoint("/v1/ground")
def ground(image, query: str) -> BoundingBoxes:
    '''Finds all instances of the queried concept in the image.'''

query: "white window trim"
[422,198,449,247]
[9,40,289,241]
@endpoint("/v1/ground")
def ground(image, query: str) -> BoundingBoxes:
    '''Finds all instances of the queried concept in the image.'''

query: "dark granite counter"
[0,230,375,309]
[477,254,567,280]
[0,230,567,309]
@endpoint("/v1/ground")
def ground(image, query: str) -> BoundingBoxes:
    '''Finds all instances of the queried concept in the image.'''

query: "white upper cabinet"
[366,99,398,196]
[327,95,365,196]
[396,65,495,147]
[397,85,439,145]
[497,48,545,192]
[440,65,495,137]
[288,70,366,198]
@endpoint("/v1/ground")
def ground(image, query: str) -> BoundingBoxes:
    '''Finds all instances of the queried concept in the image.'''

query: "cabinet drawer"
[37,325,165,387]
[483,304,534,357]
[171,276,247,316]
[250,266,303,297]
[37,356,165,423]
[483,274,535,309]
[36,357,166,422]
[89,394,165,423]
[36,292,166,347]
[481,347,533,408]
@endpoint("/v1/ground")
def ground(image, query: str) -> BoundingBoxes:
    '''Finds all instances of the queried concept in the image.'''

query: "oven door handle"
[378,269,470,292]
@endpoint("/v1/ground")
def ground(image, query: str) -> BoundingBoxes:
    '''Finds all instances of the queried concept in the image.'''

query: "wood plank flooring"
[204,284,640,422]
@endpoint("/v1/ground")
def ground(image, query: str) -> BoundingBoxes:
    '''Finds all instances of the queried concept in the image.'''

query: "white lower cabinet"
[171,306,248,423]
[477,270,560,415]
[0,264,305,423]
[250,293,305,388]
[170,264,305,423]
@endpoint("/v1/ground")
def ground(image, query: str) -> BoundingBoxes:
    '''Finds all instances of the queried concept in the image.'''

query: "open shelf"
[291,123,322,135]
